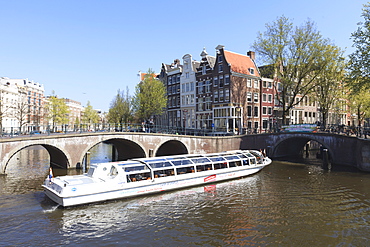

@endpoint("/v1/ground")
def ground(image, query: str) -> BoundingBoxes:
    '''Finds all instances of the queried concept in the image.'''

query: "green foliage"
[347,3,370,92]
[347,90,370,126]
[82,101,99,124]
[45,96,70,126]
[314,45,346,128]
[253,16,338,125]
[107,88,133,124]
[133,69,167,121]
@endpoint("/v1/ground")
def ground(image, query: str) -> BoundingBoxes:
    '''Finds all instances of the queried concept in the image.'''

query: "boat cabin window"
[196,164,212,172]
[124,164,151,182]
[176,166,195,175]
[127,172,151,182]
[249,157,256,164]
[208,156,226,162]
[148,161,172,169]
[249,151,263,164]
[213,162,228,170]
[229,161,242,167]
[153,168,175,178]
[190,157,210,164]
[123,165,149,172]
[172,159,193,166]
[224,155,239,161]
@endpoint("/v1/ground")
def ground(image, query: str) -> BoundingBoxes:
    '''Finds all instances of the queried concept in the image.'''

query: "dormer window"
[249,68,255,75]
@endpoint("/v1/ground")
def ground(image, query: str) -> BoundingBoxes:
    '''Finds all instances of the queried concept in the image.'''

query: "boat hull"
[43,164,266,207]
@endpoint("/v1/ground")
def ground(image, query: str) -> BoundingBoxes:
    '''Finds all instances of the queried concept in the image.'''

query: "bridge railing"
[0,123,240,138]
[2,123,368,139]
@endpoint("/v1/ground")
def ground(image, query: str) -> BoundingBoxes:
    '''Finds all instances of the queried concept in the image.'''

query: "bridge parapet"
[1,132,370,174]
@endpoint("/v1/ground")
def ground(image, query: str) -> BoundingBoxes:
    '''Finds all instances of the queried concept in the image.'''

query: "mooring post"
[305,143,310,157]
[84,151,91,173]
[322,148,330,170]
[112,147,116,162]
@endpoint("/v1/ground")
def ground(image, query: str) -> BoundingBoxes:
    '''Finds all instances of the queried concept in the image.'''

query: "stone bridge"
[240,132,370,172]
[1,132,370,174]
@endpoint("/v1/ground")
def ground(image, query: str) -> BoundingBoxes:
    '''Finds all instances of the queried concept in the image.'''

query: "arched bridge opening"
[103,138,146,161]
[4,144,69,173]
[273,136,331,163]
[156,140,188,157]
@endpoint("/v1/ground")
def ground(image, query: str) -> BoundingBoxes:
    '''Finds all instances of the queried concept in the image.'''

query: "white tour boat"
[42,150,272,207]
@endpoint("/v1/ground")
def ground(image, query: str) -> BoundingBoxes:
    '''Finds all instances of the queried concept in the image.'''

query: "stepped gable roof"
[223,50,260,77]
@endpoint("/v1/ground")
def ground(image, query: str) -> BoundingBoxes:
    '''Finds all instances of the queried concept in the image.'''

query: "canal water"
[1,145,370,246]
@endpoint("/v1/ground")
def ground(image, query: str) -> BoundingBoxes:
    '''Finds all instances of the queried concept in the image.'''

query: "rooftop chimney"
[247,51,255,61]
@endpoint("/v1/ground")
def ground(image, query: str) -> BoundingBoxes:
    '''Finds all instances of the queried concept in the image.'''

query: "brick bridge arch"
[0,133,240,174]
[240,132,370,171]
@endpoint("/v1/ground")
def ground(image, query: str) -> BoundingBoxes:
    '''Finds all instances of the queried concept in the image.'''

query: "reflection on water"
[1,146,370,246]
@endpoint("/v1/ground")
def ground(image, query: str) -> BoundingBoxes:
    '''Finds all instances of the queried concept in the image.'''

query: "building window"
[262,107,267,115]
[225,74,230,84]
[268,107,272,115]
[268,94,272,102]
[247,106,252,117]
[249,68,255,75]
[247,79,251,87]
[214,77,218,87]
[254,93,259,103]
[190,82,194,91]
[225,89,230,102]
[198,81,204,94]
[254,80,259,88]
[254,106,259,117]
[219,64,223,72]
[205,97,211,110]
[263,81,267,88]
[202,66,206,75]
[186,72,189,79]
[263,119,268,129]
[219,90,224,102]
[218,55,223,63]
[263,94,267,102]
[205,80,211,93]
[214,91,218,102]
[198,98,204,111]
[219,75,224,87]
[247,92,252,102]
[268,81,272,88]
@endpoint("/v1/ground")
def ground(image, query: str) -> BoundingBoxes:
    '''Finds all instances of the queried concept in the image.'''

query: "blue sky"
[0,0,366,111]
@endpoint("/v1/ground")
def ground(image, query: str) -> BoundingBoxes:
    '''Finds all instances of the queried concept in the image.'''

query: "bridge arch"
[77,138,147,164]
[3,143,71,173]
[272,135,333,161]
[156,140,189,157]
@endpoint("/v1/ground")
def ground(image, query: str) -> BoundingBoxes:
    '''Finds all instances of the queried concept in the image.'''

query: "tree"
[107,88,133,126]
[133,69,167,121]
[14,93,29,132]
[347,3,370,92]
[314,45,346,129]
[82,101,99,126]
[45,96,69,128]
[252,16,335,125]
[347,90,370,128]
